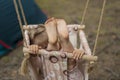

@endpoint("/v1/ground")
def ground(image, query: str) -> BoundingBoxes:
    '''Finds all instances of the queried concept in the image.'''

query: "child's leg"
[56,19,74,52]
[45,18,60,51]
[56,19,76,70]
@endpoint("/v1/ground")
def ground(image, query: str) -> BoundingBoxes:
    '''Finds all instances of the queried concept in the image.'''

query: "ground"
[0,0,120,80]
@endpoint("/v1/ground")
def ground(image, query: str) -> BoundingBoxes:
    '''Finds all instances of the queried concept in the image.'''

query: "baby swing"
[13,0,107,80]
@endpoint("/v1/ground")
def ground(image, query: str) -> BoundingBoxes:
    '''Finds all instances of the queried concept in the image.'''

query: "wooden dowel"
[23,47,98,61]
[67,24,85,30]
[23,24,85,30]
[23,25,39,30]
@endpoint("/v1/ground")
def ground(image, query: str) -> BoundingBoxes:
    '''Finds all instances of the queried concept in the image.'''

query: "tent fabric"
[0,0,47,56]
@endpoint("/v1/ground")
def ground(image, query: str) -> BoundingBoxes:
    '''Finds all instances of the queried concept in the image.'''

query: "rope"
[18,0,28,26]
[19,53,30,76]
[13,0,30,76]
[92,0,107,55]
[13,0,24,38]
[80,0,90,25]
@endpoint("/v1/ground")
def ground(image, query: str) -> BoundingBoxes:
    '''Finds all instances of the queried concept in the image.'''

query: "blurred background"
[0,0,120,80]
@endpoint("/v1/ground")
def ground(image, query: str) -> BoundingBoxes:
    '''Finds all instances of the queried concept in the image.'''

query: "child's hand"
[73,49,84,60]
[28,45,41,54]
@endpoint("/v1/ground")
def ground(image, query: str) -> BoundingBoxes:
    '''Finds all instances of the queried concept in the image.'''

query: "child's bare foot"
[56,19,74,52]
[45,18,59,51]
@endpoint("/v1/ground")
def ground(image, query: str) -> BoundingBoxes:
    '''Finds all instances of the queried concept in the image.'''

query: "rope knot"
[19,53,30,76]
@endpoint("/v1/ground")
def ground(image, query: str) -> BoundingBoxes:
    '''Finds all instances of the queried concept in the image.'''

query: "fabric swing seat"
[21,24,97,80]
